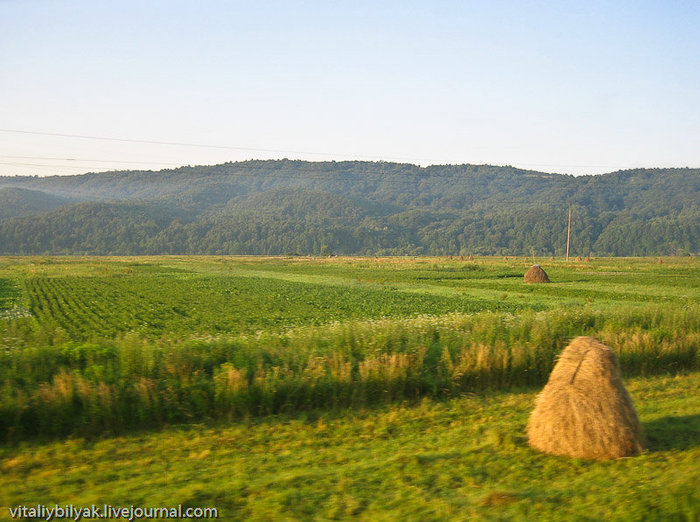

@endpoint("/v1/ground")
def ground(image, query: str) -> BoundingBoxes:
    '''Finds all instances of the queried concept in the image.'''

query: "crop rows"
[25,277,144,338]
[21,272,534,341]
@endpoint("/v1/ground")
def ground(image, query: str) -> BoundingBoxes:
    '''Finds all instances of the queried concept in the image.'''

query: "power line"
[0,128,435,164]
[0,161,97,170]
[0,128,639,171]
[0,155,185,167]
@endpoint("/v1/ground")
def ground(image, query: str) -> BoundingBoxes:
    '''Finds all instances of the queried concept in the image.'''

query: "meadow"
[2,372,698,521]
[1,255,699,519]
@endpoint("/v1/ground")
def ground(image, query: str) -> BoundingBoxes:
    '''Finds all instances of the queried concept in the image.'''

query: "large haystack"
[524,264,550,283]
[527,337,644,460]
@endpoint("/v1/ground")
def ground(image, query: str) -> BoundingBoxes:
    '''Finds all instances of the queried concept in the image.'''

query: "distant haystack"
[524,264,550,283]
[527,337,644,460]
[550,256,555,261]
[657,257,663,265]
[585,256,591,262]
[575,256,582,262]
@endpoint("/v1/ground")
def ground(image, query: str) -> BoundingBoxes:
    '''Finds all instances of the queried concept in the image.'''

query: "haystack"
[527,337,644,460]
[524,264,549,283]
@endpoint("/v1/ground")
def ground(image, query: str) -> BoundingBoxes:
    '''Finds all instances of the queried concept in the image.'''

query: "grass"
[0,256,698,440]
[1,304,698,440]
[0,278,18,311]
[0,255,697,340]
[18,272,530,339]
[2,372,698,520]
[0,255,698,518]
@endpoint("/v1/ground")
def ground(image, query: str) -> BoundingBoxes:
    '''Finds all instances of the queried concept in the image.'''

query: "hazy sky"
[2,1,699,176]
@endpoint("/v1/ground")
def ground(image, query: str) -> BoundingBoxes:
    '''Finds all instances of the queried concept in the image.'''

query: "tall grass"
[0,303,698,440]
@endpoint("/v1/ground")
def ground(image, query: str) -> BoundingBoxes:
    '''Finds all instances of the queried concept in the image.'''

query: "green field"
[1,255,699,520]
[1,255,697,339]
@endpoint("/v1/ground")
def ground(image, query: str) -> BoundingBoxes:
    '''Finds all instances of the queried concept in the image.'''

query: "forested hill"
[0,160,698,256]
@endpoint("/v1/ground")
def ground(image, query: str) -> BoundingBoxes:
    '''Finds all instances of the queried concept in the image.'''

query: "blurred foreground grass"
[2,372,698,521]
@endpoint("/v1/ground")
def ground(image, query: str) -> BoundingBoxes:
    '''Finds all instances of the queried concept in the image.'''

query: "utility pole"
[566,204,572,261]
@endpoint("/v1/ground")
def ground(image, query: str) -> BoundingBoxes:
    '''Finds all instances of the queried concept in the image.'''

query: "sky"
[1,0,699,177]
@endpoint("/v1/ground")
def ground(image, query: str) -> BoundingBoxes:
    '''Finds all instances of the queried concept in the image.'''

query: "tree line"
[0,161,697,256]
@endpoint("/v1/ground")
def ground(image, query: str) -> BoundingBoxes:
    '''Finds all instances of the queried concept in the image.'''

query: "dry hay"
[585,256,591,262]
[657,257,663,265]
[550,256,555,261]
[575,256,582,262]
[524,264,550,283]
[527,337,645,460]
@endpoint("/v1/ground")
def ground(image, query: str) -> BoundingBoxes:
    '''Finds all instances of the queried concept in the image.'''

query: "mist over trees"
[0,160,697,256]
